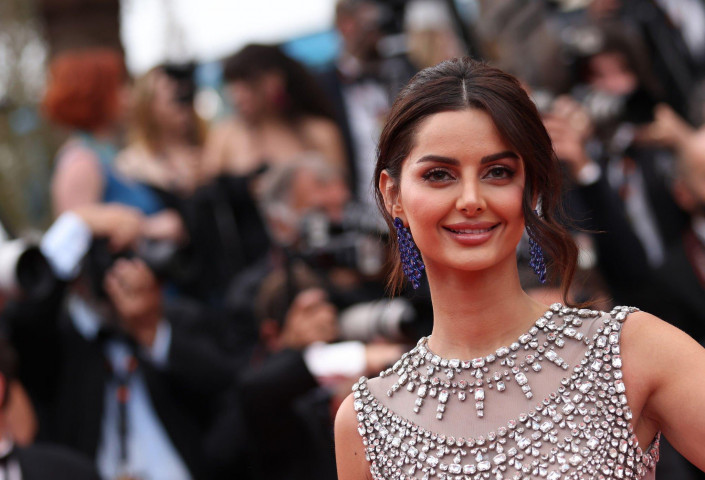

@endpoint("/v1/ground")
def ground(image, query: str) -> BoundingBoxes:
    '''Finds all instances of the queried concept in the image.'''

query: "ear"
[672,178,696,212]
[259,318,282,351]
[532,195,543,216]
[379,169,405,221]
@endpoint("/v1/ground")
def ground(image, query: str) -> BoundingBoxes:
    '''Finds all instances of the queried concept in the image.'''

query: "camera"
[338,297,417,342]
[82,237,183,300]
[296,204,386,277]
[0,220,57,301]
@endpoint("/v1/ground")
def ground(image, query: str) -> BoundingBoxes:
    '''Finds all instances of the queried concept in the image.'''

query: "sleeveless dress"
[353,304,660,480]
[74,132,164,215]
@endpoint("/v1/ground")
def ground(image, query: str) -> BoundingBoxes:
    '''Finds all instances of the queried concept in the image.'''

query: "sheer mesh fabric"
[354,306,659,480]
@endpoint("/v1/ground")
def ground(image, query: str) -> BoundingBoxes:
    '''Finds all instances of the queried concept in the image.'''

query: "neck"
[425,255,548,360]
[85,126,116,142]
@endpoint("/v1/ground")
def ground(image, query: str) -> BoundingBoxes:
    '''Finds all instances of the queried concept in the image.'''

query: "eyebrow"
[416,151,519,165]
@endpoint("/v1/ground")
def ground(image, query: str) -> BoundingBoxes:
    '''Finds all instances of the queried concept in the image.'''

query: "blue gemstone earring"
[394,217,425,289]
[526,214,547,284]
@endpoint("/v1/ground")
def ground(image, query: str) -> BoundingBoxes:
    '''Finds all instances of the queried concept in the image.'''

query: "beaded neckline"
[380,303,596,419]
[353,306,661,480]
[416,303,573,366]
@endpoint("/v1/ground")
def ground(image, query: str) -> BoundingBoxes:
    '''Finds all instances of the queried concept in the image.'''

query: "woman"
[44,49,163,217]
[44,50,183,244]
[117,64,204,198]
[335,58,705,479]
[202,44,346,179]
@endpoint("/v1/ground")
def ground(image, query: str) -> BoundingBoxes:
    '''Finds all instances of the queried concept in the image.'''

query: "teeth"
[451,227,492,234]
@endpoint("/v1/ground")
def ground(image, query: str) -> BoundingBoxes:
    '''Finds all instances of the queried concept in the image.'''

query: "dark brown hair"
[223,44,335,122]
[374,57,578,302]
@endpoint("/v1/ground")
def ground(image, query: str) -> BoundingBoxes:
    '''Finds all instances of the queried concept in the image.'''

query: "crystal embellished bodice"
[352,304,660,480]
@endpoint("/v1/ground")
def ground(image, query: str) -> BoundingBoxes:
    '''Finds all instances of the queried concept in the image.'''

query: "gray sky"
[120,0,337,73]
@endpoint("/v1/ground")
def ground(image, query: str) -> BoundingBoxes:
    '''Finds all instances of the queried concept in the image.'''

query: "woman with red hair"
[44,49,183,243]
[44,49,163,216]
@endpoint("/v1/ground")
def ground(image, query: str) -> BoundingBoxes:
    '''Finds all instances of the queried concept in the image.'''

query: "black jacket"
[1,285,240,479]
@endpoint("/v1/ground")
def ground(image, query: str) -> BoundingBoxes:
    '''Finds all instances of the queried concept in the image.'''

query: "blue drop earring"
[526,211,547,284]
[394,217,425,289]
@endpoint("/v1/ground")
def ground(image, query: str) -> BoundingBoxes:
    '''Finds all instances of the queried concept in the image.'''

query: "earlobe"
[379,170,404,219]
[532,194,543,216]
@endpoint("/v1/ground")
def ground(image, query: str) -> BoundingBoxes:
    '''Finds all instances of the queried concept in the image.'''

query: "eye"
[484,165,515,180]
[422,168,455,183]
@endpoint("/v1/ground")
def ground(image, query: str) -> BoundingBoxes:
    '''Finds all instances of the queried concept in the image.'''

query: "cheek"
[399,181,448,225]
[493,184,525,218]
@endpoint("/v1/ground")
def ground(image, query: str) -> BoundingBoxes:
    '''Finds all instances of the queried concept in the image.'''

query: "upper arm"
[51,146,104,215]
[335,393,373,480]
[621,310,705,471]
[302,117,347,170]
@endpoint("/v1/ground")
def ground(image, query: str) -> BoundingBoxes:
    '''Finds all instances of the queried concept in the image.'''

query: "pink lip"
[442,222,500,246]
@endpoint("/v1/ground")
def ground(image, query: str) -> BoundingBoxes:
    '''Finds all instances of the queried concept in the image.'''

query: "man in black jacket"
[0,336,100,480]
[0,206,242,480]
[654,128,705,345]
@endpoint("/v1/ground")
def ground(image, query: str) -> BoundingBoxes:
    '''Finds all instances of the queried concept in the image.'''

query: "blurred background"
[0,0,704,479]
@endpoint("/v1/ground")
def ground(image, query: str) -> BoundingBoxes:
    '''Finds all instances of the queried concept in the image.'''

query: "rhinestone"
[352,308,655,480]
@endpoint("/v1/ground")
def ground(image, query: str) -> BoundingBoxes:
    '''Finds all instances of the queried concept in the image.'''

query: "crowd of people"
[0,0,703,479]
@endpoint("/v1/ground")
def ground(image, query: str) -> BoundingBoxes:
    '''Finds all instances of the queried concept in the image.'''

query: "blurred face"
[383,109,526,275]
[588,51,638,96]
[291,169,351,223]
[150,71,192,136]
[336,2,382,60]
[226,72,284,122]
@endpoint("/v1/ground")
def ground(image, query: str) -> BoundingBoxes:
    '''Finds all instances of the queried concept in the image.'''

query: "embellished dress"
[352,304,660,480]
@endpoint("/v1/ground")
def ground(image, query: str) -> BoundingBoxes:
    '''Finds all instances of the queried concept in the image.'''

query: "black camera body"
[296,206,386,277]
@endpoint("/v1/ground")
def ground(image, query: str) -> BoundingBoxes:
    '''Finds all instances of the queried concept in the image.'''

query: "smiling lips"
[443,222,500,246]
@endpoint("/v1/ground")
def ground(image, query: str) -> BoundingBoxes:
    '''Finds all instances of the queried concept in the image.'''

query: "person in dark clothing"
[0,205,242,480]
[238,266,402,480]
[0,336,101,480]
[653,128,705,345]
[317,0,416,203]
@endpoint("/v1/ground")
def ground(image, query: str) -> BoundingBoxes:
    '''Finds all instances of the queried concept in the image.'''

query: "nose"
[456,178,486,215]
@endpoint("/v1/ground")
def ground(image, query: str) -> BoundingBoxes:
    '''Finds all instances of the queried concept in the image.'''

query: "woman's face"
[384,108,526,275]
[226,72,284,122]
[151,71,192,136]
[588,51,638,96]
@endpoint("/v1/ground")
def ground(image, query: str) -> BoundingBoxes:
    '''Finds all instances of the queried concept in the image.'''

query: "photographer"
[543,25,689,309]
[214,154,409,480]
[238,265,402,480]
[0,336,100,479]
[0,204,240,480]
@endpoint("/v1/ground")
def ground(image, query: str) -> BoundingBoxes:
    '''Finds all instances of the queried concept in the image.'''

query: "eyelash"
[485,166,515,180]
[421,166,516,183]
[421,168,454,182]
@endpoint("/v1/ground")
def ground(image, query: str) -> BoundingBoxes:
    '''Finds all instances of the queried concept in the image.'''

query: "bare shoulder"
[300,115,339,133]
[55,142,101,171]
[619,310,704,419]
[620,310,705,469]
[620,310,698,368]
[620,310,692,385]
[335,393,373,480]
